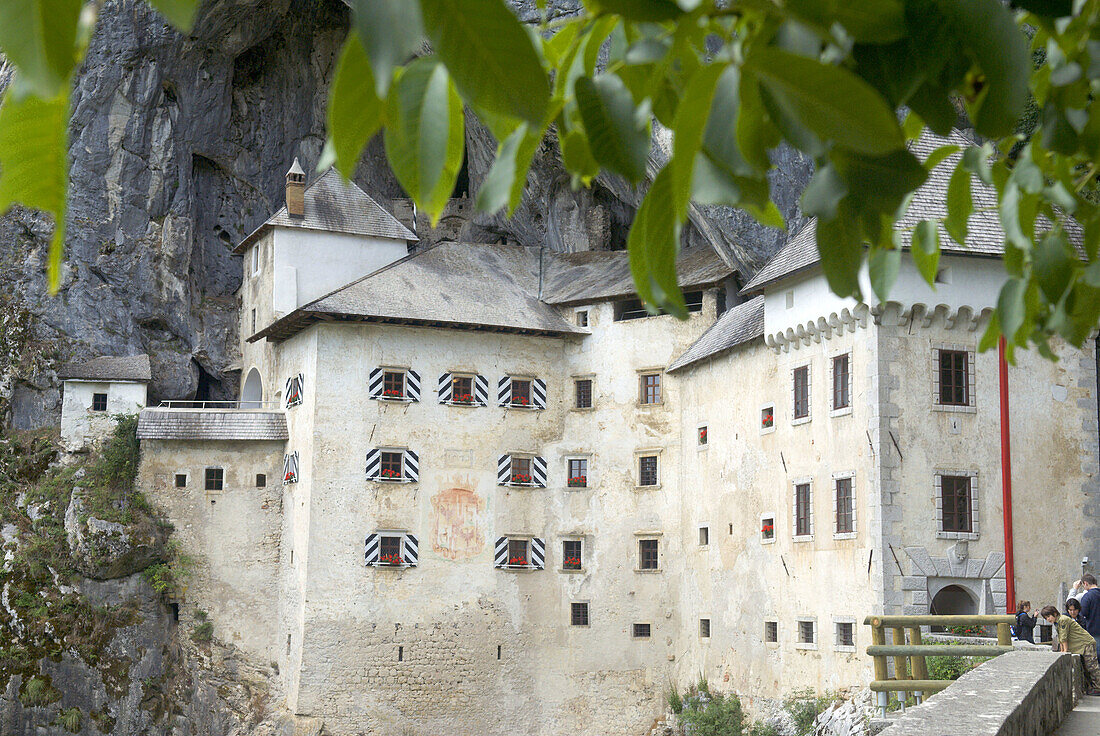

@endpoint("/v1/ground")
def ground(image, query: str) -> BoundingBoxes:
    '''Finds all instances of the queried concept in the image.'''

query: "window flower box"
[509,396,532,407]
[379,553,404,566]
[699,427,708,444]
[761,411,774,429]
[381,389,406,400]
[511,473,533,484]
[380,468,404,481]
[507,556,529,567]
[761,524,774,537]
[563,556,582,570]
[567,475,587,488]
[451,393,476,405]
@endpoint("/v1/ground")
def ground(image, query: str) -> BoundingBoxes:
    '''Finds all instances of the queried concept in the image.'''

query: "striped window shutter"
[497,376,510,406]
[365,534,380,566]
[365,448,381,480]
[403,450,419,482]
[407,370,421,401]
[530,537,546,569]
[403,534,419,567]
[437,372,453,403]
[285,375,303,408]
[494,536,508,568]
[474,375,489,406]
[368,368,384,399]
[532,456,548,487]
[283,451,299,484]
[533,378,547,409]
[497,455,511,486]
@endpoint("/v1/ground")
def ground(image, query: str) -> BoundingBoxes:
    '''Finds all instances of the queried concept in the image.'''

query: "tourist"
[1080,573,1100,643]
[1069,599,1087,627]
[1041,605,1100,695]
[1015,601,1036,643]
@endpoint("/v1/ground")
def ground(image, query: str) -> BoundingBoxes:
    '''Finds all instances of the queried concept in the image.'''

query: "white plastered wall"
[60,380,147,450]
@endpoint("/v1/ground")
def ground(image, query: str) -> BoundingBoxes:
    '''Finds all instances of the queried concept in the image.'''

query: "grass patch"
[56,707,82,733]
[20,675,61,707]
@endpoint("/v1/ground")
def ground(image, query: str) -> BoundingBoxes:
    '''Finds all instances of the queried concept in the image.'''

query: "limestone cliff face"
[0,0,811,425]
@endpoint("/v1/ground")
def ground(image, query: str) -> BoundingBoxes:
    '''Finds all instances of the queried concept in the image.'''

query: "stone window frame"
[698,524,710,547]
[634,531,663,573]
[560,535,585,574]
[565,454,591,490]
[764,619,780,647]
[635,448,662,490]
[638,368,665,406]
[795,617,818,650]
[791,362,812,426]
[833,617,857,653]
[760,512,776,545]
[829,349,853,418]
[204,467,224,492]
[174,472,189,489]
[792,477,814,542]
[760,403,776,435]
[699,617,712,639]
[832,471,857,541]
[574,308,590,328]
[571,374,595,411]
[570,601,590,627]
[935,469,980,540]
[932,344,977,413]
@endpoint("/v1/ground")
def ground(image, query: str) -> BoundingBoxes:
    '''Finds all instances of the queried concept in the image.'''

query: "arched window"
[242,368,263,408]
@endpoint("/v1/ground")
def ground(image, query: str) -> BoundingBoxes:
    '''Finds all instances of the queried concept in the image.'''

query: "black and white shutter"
[497,454,512,485]
[497,376,511,406]
[365,448,381,480]
[368,368,384,399]
[403,450,419,482]
[532,456,547,487]
[438,372,453,403]
[406,370,421,401]
[285,374,304,408]
[530,537,546,569]
[402,533,419,567]
[474,375,489,406]
[365,533,380,566]
[494,536,508,568]
[283,451,299,484]
[533,378,547,409]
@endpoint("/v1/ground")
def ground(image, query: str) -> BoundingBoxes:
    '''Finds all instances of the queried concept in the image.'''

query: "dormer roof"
[234,168,417,253]
[57,355,152,383]
[667,296,765,373]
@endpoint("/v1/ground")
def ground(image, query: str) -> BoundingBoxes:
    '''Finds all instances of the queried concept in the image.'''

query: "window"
[698,426,708,445]
[494,536,545,569]
[507,538,529,567]
[835,476,854,535]
[562,539,583,570]
[204,468,224,491]
[832,354,850,411]
[174,474,187,488]
[380,451,404,481]
[367,448,419,483]
[716,287,727,316]
[836,621,855,649]
[91,393,108,412]
[285,374,304,408]
[761,515,775,542]
[684,291,704,312]
[615,298,649,321]
[638,539,659,570]
[571,602,589,626]
[794,482,812,538]
[761,405,774,431]
[510,378,532,407]
[632,623,651,639]
[764,621,778,643]
[797,619,816,647]
[576,310,589,327]
[382,370,406,399]
[638,455,658,487]
[793,365,810,421]
[282,452,299,484]
[941,475,973,533]
[937,349,970,406]
[251,244,259,275]
[640,373,662,404]
[379,535,403,566]
[574,378,593,409]
[699,527,709,546]
[366,532,419,567]
[256,473,266,488]
[452,375,475,404]
[567,458,588,488]
[700,618,711,638]
[510,457,532,485]
[250,308,257,334]
[498,454,546,487]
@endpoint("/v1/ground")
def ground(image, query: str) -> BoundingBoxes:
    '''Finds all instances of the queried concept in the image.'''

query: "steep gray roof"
[235,168,416,253]
[137,409,288,441]
[541,246,733,305]
[253,242,586,342]
[741,129,1010,295]
[58,355,151,382]
[668,296,765,372]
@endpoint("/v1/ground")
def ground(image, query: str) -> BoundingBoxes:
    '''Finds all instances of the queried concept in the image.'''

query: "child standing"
[1016,601,1036,643]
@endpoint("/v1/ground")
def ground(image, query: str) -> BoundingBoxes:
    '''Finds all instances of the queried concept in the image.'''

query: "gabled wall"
[60,380,147,450]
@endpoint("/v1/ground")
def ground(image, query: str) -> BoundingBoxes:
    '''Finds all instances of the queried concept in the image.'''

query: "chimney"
[285,158,306,218]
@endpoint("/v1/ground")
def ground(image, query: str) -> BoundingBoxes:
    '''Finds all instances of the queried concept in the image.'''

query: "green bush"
[924,639,990,680]
[745,721,780,736]
[667,685,683,715]
[783,688,841,736]
[191,621,213,644]
[678,692,745,736]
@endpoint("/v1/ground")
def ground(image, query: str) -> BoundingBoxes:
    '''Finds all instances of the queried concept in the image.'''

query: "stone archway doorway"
[242,368,263,408]
[930,584,979,631]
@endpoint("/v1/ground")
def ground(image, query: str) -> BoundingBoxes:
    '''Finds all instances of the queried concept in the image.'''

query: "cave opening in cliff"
[452,147,469,199]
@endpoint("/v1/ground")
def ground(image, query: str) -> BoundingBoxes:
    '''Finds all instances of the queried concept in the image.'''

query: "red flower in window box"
[511,473,532,484]
[379,553,403,566]
[453,393,475,404]
[381,468,403,480]
[563,556,582,569]
[762,524,774,533]
[699,428,708,443]
[762,413,774,428]
[382,389,404,399]
[508,556,528,566]
[568,476,587,487]
[511,396,530,406]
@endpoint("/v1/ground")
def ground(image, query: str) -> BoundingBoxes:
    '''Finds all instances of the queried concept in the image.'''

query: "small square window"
[700,618,711,638]
[761,516,775,542]
[562,539,583,570]
[510,378,532,407]
[256,473,266,488]
[380,451,404,481]
[382,371,406,399]
[507,538,529,567]
[574,379,593,409]
[576,310,589,327]
[451,375,474,404]
[174,474,187,488]
[640,373,662,405]
[638,456,658,487]
[571,602,589,626]
[836,621,855,648]
[761,406,774,431]
[699,527,709,546]
[91,393,108,412]
[632,623,651,639]
[510,457,533,485]
[798,620,816,645]
[698,426,708,445]
[764,621,778,643]
[568,458,588,488]
[379,535,403,566]
[205,468,224,491]
[638,539,659,570]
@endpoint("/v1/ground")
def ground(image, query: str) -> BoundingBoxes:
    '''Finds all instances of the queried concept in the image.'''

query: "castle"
[63,129,1097,735]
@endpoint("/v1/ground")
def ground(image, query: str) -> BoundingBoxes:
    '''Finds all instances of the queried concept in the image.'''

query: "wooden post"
[871,623,888,683]
[997,622,1012,648]
[892,627,909,707]
[908,626,929,700]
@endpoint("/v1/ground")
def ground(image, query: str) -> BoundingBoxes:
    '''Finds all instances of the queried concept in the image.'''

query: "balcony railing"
[156,400,282,410]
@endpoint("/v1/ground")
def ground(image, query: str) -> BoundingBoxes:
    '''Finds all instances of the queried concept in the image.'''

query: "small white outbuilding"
[58,355,151,451]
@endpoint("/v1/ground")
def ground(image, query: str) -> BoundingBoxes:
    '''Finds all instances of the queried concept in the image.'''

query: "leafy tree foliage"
[1,0,1099,357]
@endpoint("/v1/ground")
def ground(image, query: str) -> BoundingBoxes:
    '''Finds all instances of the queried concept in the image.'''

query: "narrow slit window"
[700,619,711,638]
[765,621,778,643]
[699,527,709,546]
[256,473,266,488]
[698,426,708,445]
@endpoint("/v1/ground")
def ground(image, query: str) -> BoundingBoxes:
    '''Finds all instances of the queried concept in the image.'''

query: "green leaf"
[383,59,465,225]
[674,64,728,213]
[1009,0,1073,17]
[944,163,972,246]
[910,220,940,286]
[745,47,904,155]
[961,146,993,186]
[575,75,650,183]
[327,32,383,179]
[830,148,927,215]
[816,203,864,299]
[868,248,901,302]
[351,0,424,98]
[146,0,201,31]
[590,0,684,22]
[420,0,549,126]
[923,145,959,172]
[736,75,779,174]
[628,166,686,318]
[786,0,906,44]
[477,122,541,215]
[747,200,785,230]
[1034,232,1074,303]
[997,277,1027,342]
[801,164,847,220]
[561,128,600,185]
[0,0,82,96]
[0,88,69,291]
[978,310,1001,352]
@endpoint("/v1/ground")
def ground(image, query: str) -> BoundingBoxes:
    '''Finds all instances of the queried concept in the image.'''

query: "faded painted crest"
[430,485,486,560]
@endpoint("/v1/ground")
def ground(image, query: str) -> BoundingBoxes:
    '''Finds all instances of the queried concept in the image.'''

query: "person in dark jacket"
[1069,599,1087,627]
[1080,574,1100,642]
[1016,600,1036,643]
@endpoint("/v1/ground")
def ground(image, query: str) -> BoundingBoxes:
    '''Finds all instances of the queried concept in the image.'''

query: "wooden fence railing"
[865,614,1016,717]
